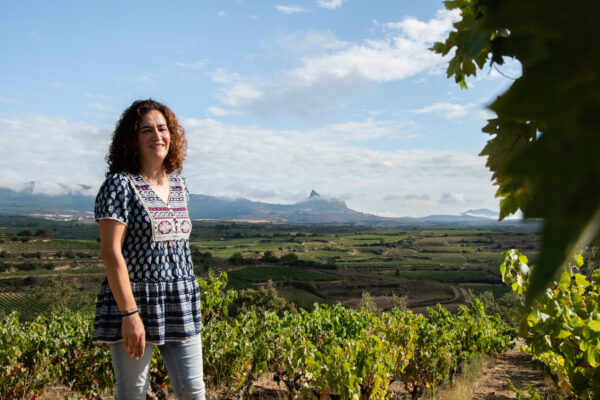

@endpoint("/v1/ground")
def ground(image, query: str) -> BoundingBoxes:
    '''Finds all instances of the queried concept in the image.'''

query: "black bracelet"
[121,308,139,317]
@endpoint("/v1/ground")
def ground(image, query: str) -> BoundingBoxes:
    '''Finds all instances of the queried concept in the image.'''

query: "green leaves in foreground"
[501,249,600,398]
[433,0,600,306]
[1,273,517,400]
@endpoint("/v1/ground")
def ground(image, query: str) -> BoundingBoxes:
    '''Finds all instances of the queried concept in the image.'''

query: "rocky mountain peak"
[309,190,320,199]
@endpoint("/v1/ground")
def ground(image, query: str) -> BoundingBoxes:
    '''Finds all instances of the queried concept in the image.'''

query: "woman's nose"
[150,127,161,138]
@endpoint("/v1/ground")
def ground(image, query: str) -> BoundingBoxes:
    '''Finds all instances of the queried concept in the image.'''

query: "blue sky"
[0,0,521,217]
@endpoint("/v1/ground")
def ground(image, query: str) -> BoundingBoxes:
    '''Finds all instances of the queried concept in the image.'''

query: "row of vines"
[501,250,600,399]
[1,272,515,400]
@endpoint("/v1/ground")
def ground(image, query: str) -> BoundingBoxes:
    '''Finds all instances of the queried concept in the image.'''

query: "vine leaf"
[433,0,600,306]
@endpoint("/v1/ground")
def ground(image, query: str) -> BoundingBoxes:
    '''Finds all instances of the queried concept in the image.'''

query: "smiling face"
[137,110,170,170]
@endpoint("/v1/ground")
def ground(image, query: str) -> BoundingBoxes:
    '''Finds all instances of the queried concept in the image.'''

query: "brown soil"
[470,340,562,400]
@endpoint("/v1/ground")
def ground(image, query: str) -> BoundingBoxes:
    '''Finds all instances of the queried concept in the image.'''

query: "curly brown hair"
[106,99,187,175]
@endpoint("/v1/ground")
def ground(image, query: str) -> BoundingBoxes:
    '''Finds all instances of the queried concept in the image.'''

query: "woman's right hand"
[122,312,146,359]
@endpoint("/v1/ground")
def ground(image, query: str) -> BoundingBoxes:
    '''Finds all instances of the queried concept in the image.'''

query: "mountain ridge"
[0,185,528,228]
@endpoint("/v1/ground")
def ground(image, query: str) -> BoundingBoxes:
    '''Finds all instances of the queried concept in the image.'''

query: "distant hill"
[0,186,534,229]
[0,187,94,220]
[461,208,499,219]
[187,190,413,225]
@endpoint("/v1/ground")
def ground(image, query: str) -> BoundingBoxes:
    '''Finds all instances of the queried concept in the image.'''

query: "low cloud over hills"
[0,185,528,228]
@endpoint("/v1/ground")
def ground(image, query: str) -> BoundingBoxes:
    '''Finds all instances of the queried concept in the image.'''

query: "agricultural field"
[0,216,539,318]
[190,226,538,310]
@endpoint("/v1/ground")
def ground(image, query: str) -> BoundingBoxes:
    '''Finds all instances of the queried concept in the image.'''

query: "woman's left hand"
[122,312,146,359]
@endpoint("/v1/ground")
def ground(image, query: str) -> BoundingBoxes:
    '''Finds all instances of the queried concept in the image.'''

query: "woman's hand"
[122,312,146,359]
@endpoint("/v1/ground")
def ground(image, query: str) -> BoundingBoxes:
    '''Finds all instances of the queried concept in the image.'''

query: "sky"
[0,0,521,218]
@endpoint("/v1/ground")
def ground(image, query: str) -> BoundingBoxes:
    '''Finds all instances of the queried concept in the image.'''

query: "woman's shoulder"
[97,172,133,196]
[94,171,137,223]
[104,171,134,184]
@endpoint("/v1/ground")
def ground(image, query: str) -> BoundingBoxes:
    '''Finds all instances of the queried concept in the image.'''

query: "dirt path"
[470,340,560,400]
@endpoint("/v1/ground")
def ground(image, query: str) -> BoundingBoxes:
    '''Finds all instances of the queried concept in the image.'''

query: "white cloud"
[206,106,237,116]
[219,81,264,108]
[50,81,64,89]
[211,69,266,108]
[180,117,495,216]
[275,5,306,14]
[0,112,496,217]
[290,9,460,85]
[87,102,116,112]
[314,119,415,142]
[0,95,22,104]
[130,73,159,89]
[383,193,431,202]
[211,68,241,84]
[316,0,345,10]
[412,102,472,119]
[383,9,458,43]
[379,192,478,216]
[85,93,115,101]
[0,115,110,193]
[439,192,465,205]
[472,58,522,84]
[217,10,226,16]
[213,9,461,118]
[264,30,347,57]
[175,61,205,70]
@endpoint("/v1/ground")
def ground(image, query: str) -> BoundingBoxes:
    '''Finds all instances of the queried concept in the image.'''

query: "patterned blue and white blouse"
[93,172,202,344]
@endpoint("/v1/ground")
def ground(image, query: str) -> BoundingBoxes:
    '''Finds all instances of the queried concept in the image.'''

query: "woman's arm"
[99,219,146,359]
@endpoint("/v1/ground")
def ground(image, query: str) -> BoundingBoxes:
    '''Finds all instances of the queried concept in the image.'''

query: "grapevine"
[0,273,516,399]
[501,249,600,399]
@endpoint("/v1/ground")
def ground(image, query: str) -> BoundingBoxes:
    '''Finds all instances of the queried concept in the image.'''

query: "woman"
[94,99,205,400]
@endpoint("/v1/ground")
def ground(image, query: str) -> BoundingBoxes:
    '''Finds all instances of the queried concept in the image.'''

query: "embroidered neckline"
[125,173,192,242]
[137,174,172,206]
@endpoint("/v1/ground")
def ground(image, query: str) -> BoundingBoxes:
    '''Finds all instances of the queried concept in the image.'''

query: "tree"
[34,228,48,237]
[433,0,600,305]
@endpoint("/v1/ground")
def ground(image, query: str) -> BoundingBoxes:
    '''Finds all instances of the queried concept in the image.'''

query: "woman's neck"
[138,165,167,185]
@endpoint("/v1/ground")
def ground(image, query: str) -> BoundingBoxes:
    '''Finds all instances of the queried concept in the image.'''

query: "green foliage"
[506,379,544,400]
[400,301,516,397]
[467,288,523,325]
[501,249,600,399]
[228,281,296,319]
[0,293,47,321]
[0,272,517,400]
[203,310,282,398]
[191,247,213,271]
[31,276,96,315]
[0,311,113,399]
[279,252,299,266]
[229,252,256,266]
[230,265,337,283]
[198,272,238,324]
[261,250,279,263]
[434,0,600,306]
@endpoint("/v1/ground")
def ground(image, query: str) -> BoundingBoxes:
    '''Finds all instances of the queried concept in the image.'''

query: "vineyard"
[8,219,597,398]
[1,273,516,400]
[0,293,46,321]
[3,251,599,399]
[0,219,539,321]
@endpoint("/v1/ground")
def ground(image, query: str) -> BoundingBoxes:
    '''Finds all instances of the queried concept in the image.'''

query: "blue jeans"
[109,334,205,400]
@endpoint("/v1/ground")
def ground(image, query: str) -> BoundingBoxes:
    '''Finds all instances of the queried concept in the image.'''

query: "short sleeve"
[94,173,132,226]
